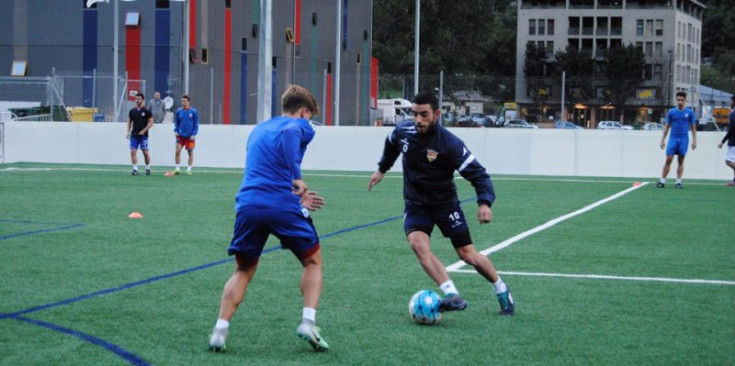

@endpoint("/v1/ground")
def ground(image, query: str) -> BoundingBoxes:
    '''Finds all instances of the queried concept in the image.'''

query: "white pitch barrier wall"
[2,121,732,180]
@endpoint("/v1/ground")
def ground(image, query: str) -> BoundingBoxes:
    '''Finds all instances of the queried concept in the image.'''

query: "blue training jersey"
[666,107,694,138]
[235,116,315,211]
[174,107,199,137]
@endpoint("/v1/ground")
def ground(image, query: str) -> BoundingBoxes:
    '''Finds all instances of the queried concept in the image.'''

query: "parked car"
[504,119,538,129]
[597,121,633,130]
[554,121,583,129]
[441,113,455,126]
[643,122,664,130]
[455,116,483,128]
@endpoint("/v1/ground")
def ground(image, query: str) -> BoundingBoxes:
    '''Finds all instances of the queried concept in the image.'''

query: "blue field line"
[1,197,476,364]
[10,315,150,366]
[0,219,86,241]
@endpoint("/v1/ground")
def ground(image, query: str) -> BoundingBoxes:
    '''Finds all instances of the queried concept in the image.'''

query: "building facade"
[515,0,705,126]
[0,0,374,125]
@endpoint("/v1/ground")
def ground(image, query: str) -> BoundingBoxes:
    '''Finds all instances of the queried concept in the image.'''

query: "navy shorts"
[228,206,320,261]
[129,135,149,150]
[404,203,472,247]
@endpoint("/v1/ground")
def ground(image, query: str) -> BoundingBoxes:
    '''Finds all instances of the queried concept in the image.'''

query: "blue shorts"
[666,137,689,156]
[228,206,320,261]
[404,203,472,247]
[130,135,149,150]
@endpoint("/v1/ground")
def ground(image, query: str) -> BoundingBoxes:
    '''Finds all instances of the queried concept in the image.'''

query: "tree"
[552,46,594,109]
[604,44,645,121]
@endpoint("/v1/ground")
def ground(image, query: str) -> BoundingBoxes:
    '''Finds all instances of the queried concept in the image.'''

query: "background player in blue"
[173,95,199,175]
[367,90,514,316]
[208,85,330,352]
[657,91,697,188]
[717,95,735,186]
[125,93,153,176]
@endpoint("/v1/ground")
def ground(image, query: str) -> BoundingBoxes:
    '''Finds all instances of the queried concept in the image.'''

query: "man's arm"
[282,124,306,195]
[173,110,180,136]
[191,110,199,139]
[126,119,132,139]
[660,124,670,149]
[140,115,154,135]
[369,129,401,191]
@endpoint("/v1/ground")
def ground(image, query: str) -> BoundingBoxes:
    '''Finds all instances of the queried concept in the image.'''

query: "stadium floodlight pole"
[183,0,190,95]
[256,0,273,123]
[561,71,565,121]
[413,0,419,97]
[113,0,119,121]
[334,0,341,126]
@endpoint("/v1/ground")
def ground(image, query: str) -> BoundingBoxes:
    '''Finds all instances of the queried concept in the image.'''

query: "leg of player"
[296,250,329,351]
[657,155,673,188]
[174,142,183,174]
[406,231,466,312]
[208,256,259,352]
[727,158,735,186]
[675,155,685,188]
[455,245,514,316]
[186,148,194,175]
[130,148,139,175]
[142,149,151,176]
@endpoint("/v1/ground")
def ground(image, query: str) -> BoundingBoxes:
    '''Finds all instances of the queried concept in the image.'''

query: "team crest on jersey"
[426,149,438,162]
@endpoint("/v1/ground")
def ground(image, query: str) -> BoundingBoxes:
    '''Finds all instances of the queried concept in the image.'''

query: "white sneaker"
[208,327,227,352]
[296,322,329,352]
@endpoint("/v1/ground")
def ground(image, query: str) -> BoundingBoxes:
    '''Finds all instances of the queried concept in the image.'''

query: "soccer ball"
[408,290,442,325]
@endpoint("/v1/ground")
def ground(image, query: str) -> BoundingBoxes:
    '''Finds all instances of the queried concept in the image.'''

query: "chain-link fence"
[377,73,732,129]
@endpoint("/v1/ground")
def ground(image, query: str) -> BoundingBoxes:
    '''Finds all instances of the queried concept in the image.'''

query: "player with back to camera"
[126,93,154,176]
[368,90,514,316]
[657,91,697,189]
[208,85,330,352]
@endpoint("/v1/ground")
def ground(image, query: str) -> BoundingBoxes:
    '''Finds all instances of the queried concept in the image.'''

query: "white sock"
[659,178,666,184]
[145,165,150,170]
[439,280,459,296]
[133,165,138,171]
[214,319,229,330]
[302,307,316,323]
[175,165,180,171]
[187,165,192,172]
[493,277,508,294]
[676,178,682,184]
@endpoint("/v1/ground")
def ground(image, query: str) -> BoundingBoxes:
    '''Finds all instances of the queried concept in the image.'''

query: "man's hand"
[301,191,325,211]
[691,141,697,150]
[292,179,308,196]
[477,204,492,224]
[190,135,196,141]
[368,171,384,191]
[719,142,724,149]
[126,132,131,139]
[660,140,666,149]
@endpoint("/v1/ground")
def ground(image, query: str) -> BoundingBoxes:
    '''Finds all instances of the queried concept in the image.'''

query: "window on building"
[636,20,644,36]
[610,38,622,48]
[568,17,580,35]
[539,19,546,35]
[654,64,662,79]
[546,41,555,58]
[645,42,653,55]
[655,20,663,36]
[645,20,653,36]
[582,38,593,50]
[201,48,208,64]
[687,23,692,42]
[635,41,643,52]
[655,42,662,57]
[548,19,554,35]
[568,38,580,50]
[529,19,536,35]
[611,17,622,36]
[582,17,593,35]
[644,64,653,80]
[597,17,608,36]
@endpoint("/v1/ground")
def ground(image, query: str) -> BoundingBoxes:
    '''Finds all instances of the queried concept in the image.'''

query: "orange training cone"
[633,182,642,187]
[164,171,174,177]
[128,212,143,219]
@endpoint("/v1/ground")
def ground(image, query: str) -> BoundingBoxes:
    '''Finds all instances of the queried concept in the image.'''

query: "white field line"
[446,182,650,272]
[450,269,735,286]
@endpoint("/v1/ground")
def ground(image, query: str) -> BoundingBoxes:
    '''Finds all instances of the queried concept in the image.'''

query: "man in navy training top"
[174,94,199,175]
[368,90,514,316]
[126,93,154,176]
[718,95,735,186]
[208,85,329,352]
[657,91,697,188]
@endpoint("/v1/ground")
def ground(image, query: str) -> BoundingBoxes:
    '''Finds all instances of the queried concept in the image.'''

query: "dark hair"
[412,91,439,111]
[676,91,687,99]
[281,85,319,116]
[181,94,190,102]
[136,93,144,100]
